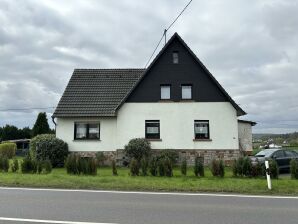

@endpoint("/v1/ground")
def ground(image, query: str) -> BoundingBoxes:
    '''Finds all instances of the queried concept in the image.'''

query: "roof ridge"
[74,68,145,71]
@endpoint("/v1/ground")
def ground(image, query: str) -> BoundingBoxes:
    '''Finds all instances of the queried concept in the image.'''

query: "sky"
[0,0,298,134]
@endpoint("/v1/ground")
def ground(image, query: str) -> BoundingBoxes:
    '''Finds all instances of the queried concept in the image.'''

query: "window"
[194,120,209,139]
[74,123,100,140]
[284,151,296,157]
[160,85,171,100]
[273,150,285,158]
[173,51,179,64]
[182,85,192,99]
[145,120,160,139]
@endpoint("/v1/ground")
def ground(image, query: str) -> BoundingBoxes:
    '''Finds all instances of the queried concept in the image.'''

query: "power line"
[0,107,56,112]
[144,0,193,68]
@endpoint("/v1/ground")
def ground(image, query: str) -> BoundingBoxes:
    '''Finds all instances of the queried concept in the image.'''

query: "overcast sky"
[0,0,297,134]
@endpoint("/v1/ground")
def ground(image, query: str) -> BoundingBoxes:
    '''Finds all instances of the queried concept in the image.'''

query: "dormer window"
[173,51,179,64]
[160,85,171,100]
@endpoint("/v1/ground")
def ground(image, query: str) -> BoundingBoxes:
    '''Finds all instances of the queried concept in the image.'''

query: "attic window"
[173,51,179,64]
[160,85,171,100]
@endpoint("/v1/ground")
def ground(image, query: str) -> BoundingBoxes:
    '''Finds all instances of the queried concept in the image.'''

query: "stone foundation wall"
[73,149,240,166]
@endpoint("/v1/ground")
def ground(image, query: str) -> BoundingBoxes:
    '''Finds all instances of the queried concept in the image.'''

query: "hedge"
[0,142,16,159]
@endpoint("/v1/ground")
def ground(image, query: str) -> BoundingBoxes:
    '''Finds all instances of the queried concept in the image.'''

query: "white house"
[53,33,254,165]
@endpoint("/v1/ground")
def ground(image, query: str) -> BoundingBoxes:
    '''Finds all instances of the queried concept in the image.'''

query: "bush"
[242,157,252,176]
[21,156,35,173]
[140,157,148,176]
[65,154,96,175]
[0,143,16,159]
[130,158,139,176]
[158,159,165,176]
[11,158,19,173]
[124,138,151,162]
[43,160,52,174]
[159,149,179,165]
[251,159,263,177]
[65,154,79,175]
[269,159,279,179]
[30,134,68,168]
[232,157,253,177]
[290,159,298,179]
[164,157,173,177]
[36,161,43,174]
[0,156,9,172]
[194,156,204,177]
[181,158,187,176]
[112,160,117,176]
[149,156,158,176]
[210,159,225,177]
[96,152,106,167]
[236,157,244,176]
[232,159,238,177]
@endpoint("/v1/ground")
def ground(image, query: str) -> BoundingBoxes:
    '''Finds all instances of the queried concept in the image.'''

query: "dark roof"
[238,119,257,126]
[117,33,246,116]
[53,69,144,117]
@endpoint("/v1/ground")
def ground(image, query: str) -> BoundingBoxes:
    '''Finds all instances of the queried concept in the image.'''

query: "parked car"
[251,149,298,172]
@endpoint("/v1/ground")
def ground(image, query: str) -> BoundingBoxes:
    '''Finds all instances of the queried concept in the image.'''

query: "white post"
[265,160,272,190]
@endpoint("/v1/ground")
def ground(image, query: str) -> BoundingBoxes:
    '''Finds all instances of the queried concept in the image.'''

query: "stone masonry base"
[74,149,240,166]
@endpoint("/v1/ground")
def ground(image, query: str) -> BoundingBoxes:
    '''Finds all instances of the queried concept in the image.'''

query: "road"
[0,187,297,224]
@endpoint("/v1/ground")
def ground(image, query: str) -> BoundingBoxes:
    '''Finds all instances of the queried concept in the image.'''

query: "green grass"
[0,166,298,195]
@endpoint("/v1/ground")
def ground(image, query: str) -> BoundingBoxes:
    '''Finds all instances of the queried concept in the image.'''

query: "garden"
[0,136,298,195]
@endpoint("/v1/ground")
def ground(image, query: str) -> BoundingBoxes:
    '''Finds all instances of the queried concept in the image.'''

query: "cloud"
[0,0,297,133]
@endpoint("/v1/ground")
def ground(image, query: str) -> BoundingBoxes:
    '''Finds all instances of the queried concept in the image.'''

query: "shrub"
[86,157,97,175]
[242,157,252,176]
[210,159,225,177]
[0,156,9,172]
[43,160,52,174]
[78,158,97,175]
[11,158,19,173]
[232,159,238,177]
[0,142,16,159]
[159,149,179,165]
[164,157,173,177]
[130,158,139,176]
[149,156,158,176]
[181,158,187,176]
[269,159,279,179]
[158,159,165,176]
[96,152,106,167]
[112,160,118,176]
[21,156,35,173]
[65,154,79,175]
[140,157,148,176]
[30,134,68,168]
[36,161,43,174]
[194,156,204,177]
[290,159,298,179]
[251,159,263,177]
[124,138,151,162]
[236,157,244,176]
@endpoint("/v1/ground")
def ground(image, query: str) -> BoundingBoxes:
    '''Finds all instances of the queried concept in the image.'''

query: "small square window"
[173,51,179,64]
[194,120,209,139]
[160,85,171,100]
[182,85,192,99]
[145,120,160,139]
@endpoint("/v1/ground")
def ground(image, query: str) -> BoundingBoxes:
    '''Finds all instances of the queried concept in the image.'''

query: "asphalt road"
[0,187,297,224]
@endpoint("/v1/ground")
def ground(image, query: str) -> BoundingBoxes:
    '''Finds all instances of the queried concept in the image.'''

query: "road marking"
[0,186,297,199]
[0,217,117,224]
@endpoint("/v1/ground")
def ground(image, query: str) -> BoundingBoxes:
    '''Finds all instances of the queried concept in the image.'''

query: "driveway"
[0,187,297,224]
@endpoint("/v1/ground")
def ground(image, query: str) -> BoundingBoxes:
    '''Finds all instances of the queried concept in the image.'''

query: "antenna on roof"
[144,0,193,68]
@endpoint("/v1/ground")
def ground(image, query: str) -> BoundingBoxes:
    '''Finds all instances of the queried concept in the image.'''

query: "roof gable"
[120,33,246,116]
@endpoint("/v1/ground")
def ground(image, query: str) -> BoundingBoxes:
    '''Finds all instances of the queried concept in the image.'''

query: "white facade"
[56,102,239,152]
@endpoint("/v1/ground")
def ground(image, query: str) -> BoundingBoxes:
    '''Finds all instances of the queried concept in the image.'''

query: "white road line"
[0,217,117,224]
[0,186,297,199]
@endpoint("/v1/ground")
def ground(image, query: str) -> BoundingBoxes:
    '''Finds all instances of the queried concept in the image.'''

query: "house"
[53,32,254,165]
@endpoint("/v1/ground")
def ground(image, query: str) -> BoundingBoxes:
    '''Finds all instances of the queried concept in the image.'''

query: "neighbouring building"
[53,33,255,165]
[238,120,256,155]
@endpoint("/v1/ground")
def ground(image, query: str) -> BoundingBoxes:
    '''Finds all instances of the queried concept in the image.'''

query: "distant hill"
[253,132,298,146]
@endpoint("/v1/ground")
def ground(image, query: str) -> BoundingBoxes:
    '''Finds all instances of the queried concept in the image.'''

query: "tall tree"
[32,112,51,136]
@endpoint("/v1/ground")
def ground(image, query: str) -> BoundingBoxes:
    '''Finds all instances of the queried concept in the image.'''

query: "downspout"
[51,115,57,135]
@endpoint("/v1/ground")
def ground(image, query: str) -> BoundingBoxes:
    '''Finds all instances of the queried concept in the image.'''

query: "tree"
[32,112,51,137]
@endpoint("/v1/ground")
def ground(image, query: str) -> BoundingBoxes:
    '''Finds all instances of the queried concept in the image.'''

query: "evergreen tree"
[32,112,51,136]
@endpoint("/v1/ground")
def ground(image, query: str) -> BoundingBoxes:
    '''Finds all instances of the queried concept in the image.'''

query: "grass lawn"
[0,166,298,195]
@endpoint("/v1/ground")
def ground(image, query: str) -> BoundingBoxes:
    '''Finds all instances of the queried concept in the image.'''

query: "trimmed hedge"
[30,134,68,167]
[0,142,16,159]
[210,159,225,177]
